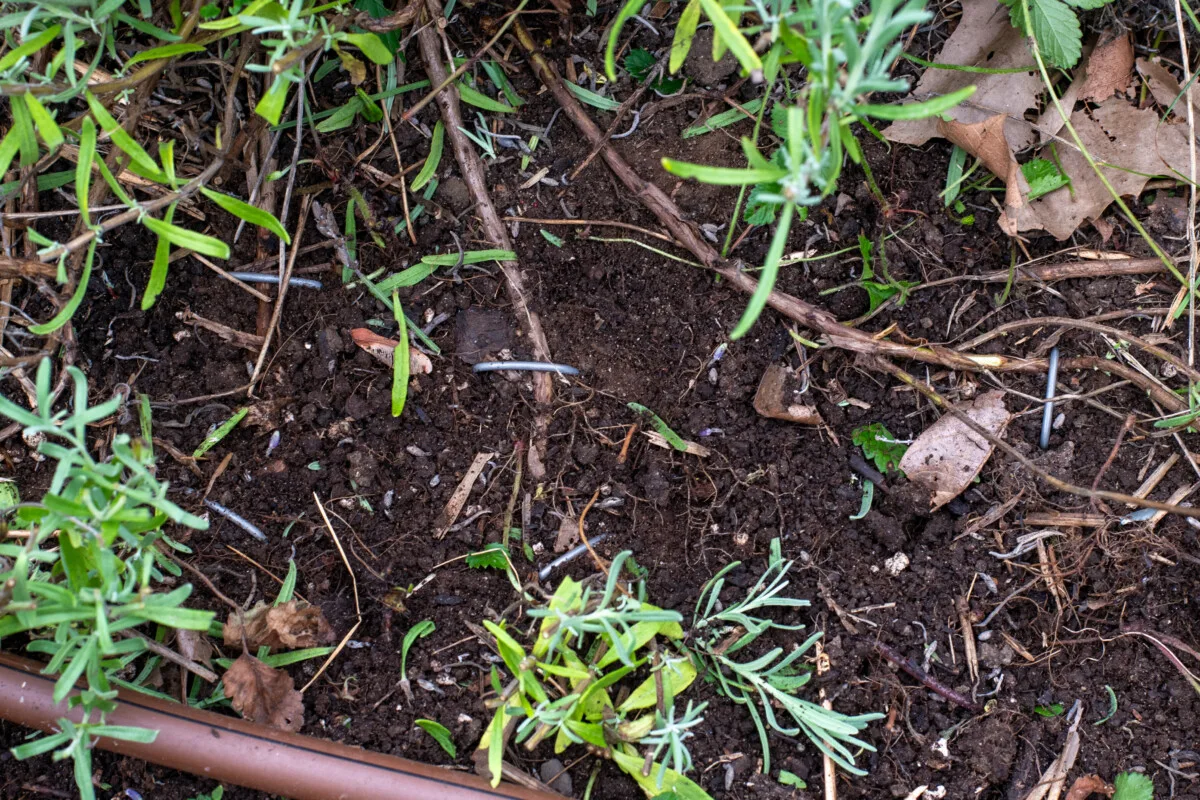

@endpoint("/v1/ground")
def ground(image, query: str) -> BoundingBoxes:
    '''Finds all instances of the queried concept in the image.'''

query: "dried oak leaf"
[1012,97,1193,239]
[899,390,1011,511]
[223,601,336,650]
[1137,57,1200,122]
[938,114,1028,229]
[223,653,304,732]
[1078,33,1133,102]
[884,0,1042,152]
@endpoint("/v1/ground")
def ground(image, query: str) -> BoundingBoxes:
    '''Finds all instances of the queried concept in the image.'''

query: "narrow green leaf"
[627,403,687,451]
[192,407,248,458]
[565,82,620,111]
[540,229,565,247]
[697,0,761,76]
[341,32,393,65]
[142,202,176,310]
[85,93,164,180]
[730,200,793,339]
[414,719,457,757]
[125,43,205,67]
[200,188,290,243]
[76,118,96,224]
[141,216,231,259]
[24,93,63,150]
[391,292,410,418]
[604,0,646,81]
[682,99,763,138]
[0,128,20,179]
[670,0,702,74]
[88,725,158,743]
[457,82,514,113]
[0,25,61,72]
[376,263,436,292]
[11,94,38,166]
[410,120,444,192]
[29,240,96,335]
[421,248,515,266]
[662,158,786,186]
[854,85,976,121]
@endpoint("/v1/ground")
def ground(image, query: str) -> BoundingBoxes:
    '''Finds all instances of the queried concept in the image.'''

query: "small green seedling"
[1094,685,1117,725]
[415,719,457,758]
[852,423,909,474]
[399,620,435,699]
[193,407,248,458]
[1033,702,1065,717]
[628,403,688,451]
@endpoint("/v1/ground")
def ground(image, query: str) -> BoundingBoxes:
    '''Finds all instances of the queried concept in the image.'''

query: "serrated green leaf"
[466,543,510,570]
[1023,0,1082,68]
[141,216,230,259]
[1021,157,1069,200]
[851,423,908,474]
[1112,771,1153,800]
[200,188,290,243]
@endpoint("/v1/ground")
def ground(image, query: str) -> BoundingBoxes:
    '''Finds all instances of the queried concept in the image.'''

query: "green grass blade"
[730,200,793,339]
[410,120,443,192]
[125,43,204,67]
[76,118,96,225]
[24,93,64,150]
[604,0,645,81]
[200,188,290,243]
[662,158,786,185]
[697,0,761,76]
[457,82,514,113]
[627,403,687,451]
[192,407,248,458]
[391,292,410,418]
[670,0,702,74]
[142,216,230,259]
[29,240,95,335]
[855,85,975,121]
[141,202,176,310]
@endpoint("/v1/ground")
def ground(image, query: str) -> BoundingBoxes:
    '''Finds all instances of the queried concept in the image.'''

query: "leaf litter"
[899,390,1011,511]
[888,0,1194,240]
[223,653,305,732]
[223,600,336,650]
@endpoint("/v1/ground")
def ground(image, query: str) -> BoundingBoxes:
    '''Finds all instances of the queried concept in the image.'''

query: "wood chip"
[752,363,822,425]
[642,430,711,457]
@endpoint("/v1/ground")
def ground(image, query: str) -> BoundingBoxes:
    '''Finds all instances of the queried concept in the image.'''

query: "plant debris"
[899,390,1011,511]
[223,601,336,650]
[222,653,305,732]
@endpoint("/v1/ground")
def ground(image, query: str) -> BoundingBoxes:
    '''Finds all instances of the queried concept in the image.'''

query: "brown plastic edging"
[0,652,561,800]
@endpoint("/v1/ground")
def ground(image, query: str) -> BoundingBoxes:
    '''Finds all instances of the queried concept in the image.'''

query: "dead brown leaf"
[223,653,304,732]
[884,0,1041,152]
[1063,775,1112,800]
[349,327,433,375]
[176,629,213,667]
[938,114,1028,231]
[555,512,580,553]
[1137,58,1200,122]
[1078,33,1132,102]
[752,364,822,425]
[1012,98,1193,239]
[223,601,336,650]
[899,390,1011,511]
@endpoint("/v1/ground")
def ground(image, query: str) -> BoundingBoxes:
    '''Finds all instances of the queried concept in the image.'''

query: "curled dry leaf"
[1077,33,1132,102]
[642,430,712,457]
[1063,775,1113,800]
[223,653,304,732]
[223,600,336,650]
[938,114,1028,233]
[175,629,213,668]
[753,363,822,425]
[1012,98,1194,239]
[899,390,1011,511]
[884,0,1041,152]
[1137,58,1200,123]
[350,327,433,374]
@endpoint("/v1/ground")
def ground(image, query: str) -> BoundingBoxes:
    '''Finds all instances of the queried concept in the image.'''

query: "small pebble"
[884,552,910,576]
[406,445,431,458]
[429,475,441,487]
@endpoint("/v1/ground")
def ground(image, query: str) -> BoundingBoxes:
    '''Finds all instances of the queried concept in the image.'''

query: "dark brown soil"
[3,6,1200,800]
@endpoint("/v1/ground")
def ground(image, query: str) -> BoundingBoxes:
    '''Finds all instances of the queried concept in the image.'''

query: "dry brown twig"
[416,1,555,477]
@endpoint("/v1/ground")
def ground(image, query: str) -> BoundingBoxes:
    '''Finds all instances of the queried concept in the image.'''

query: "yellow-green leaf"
[0,25,61,72]
[670,0,702,74]
[29,240,96,335]
[125,43,205,67]
[24,93,63,150]
[410,120,443,192]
